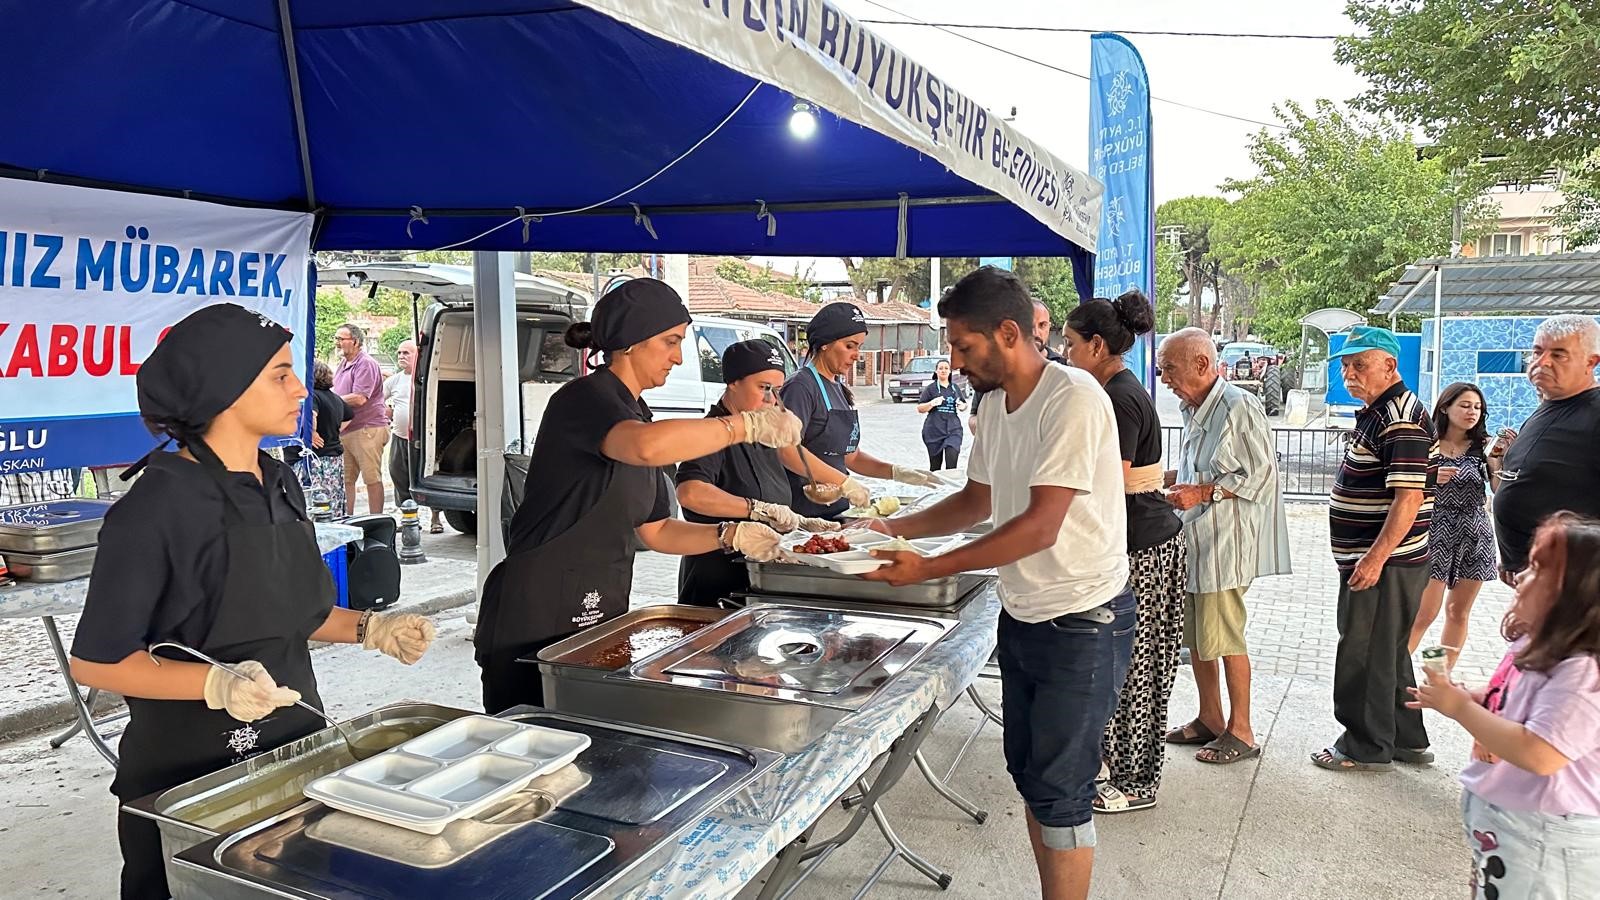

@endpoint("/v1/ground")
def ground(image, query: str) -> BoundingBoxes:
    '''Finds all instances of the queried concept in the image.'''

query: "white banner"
[0,180,313,471]
[579,0,1102,252]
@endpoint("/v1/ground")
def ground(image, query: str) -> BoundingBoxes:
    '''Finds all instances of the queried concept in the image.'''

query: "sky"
[756,0,1371,280]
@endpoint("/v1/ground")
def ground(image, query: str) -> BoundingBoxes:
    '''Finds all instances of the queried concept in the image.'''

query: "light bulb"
[789,102,817,140]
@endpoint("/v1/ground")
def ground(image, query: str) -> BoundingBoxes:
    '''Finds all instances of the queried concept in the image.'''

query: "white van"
[317,263,794,532]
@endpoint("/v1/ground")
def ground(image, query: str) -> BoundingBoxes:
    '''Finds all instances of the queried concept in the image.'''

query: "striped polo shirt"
[1329,381,1435,570]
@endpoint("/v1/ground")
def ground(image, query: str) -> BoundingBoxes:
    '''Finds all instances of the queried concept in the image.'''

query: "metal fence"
[1159,426,1350,501]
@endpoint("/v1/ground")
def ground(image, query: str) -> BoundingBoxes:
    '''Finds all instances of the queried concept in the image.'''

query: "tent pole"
[275,0,318,209]
[471,252,518,600]
[1431,263,1443,405]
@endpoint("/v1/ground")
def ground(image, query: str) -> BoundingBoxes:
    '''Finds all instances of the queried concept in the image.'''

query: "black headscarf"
[135,303,293,449]
[565,278,691,358]
[722,339,787,384]
[806,301,868,348]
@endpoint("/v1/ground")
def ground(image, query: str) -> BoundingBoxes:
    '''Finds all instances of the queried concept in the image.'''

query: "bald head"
[1158,328,1219,407]
[397,338,418,374]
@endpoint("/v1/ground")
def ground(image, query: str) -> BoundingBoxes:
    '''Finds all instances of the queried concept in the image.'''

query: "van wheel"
[443,510,477,535]
[892,395,903,403]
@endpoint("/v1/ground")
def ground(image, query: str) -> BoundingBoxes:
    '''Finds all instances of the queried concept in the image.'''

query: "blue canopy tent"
[4,0,1102,571]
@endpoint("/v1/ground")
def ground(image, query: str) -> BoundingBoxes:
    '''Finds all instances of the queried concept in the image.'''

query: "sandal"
[1393,747,1435,765]
[429,522,445,534]
[1196,732,1262,765]
[1164,719,1220,746]
[1094,783,1156,814]
[1310,747,1391,772]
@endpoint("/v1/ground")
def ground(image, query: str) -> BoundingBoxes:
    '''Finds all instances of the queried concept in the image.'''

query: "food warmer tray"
[0,498,113,553]
[302,715,590,835]
[746,557,993,609]
[539,604,952,753]
[168,708,783,900]
[5,545,98,582]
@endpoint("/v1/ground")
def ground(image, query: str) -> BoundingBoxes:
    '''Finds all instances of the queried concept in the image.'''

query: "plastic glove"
[740,407,803,448]
[749,500,801,533]
[799,517,841,533]
[730,521,783,562]
[840,476,872,509]
[203,660,301,723]
[891,465,945,487]
[362,612,437,665]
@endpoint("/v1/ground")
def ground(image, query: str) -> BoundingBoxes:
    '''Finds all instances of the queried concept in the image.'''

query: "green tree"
[1212,100,1491,346]
[714,259,821,301]
[1339,1,1600,237]
[1153,240,1185,332]
[840,258,926,304]
[313,289,355,360]
[377,324,412,361]
[1157,196,1230,332]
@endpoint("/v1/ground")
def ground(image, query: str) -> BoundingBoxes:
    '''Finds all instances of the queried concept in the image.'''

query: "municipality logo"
[1107,71,1134,117]
[767,350,784,366]
[582,591,602,611]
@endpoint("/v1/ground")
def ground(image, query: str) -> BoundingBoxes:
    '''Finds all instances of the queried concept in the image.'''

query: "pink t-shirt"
[1459,640,1600,816]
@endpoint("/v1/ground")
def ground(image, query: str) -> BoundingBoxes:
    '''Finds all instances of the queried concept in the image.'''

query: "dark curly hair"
[1431,382,1489,455]
[1064,289,1155,356]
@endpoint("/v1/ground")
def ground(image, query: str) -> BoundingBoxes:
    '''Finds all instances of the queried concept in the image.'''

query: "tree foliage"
[840,258,925,305]
[715,259,821,301]
[1213,101,1489,346]
[1153,240,1185,332]
[313,289,355,360]
[1157,196,1230,333]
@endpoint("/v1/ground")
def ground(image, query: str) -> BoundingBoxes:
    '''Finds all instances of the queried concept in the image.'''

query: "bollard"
[309,488,333,523]
[398,499,427,565]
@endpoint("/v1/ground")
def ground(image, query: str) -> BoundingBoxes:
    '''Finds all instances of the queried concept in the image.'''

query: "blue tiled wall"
[1419,316,1600,433]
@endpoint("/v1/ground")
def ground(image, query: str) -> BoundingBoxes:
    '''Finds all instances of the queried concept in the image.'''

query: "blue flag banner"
[1088,33,1155,390]
[978,257,1013,270]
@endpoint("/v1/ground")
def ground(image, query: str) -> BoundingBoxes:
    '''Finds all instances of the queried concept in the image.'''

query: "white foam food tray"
[303,715,590,834]
[780,532,962,575]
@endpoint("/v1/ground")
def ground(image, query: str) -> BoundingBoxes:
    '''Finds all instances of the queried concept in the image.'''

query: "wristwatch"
[1210,484,1225,503]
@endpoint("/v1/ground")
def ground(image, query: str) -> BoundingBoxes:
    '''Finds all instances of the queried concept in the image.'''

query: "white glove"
[362,612,437,665]
[750,500,801,533]
[203,660,301,723]
[730,521,783,562]
[892,465,945,487]
[840,476,872,509]
[800,517,841,533]
[740,408,803,448]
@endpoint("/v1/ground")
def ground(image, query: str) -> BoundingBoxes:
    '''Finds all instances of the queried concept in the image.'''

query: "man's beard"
[964,367,1002,393]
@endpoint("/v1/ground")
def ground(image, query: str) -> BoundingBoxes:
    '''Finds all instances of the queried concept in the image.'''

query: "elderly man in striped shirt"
[1314,326,1435,772]
[1157,329,1292,765]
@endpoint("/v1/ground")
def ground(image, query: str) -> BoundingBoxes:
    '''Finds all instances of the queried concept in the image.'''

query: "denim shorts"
[1461,789,1600,899]
[998,587,1136,849]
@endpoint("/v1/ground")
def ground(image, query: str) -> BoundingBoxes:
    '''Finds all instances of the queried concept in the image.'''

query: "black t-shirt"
[506,367,672,552]
[780,366,860,457]
[71,452,308,664]
[1492,386,1600,572]
[674,401,791,525]
[287,389,353,464]
[1104,369,1182,553]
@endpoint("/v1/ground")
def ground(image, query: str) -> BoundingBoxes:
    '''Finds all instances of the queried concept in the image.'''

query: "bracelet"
[717,521,734,552]
[719,416,736,444]
[355,610,373,644]
[745,497,755,519]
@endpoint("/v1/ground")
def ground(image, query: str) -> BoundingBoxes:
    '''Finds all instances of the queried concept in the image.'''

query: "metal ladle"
[765,386,841,506]
[146,641,365,753]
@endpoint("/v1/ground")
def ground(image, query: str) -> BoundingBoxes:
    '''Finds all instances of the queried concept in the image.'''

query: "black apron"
[788,365,861,519]
[474,458,659,714]
[921,382,964,453]
[677,426,791,607]
[114,445,334,900]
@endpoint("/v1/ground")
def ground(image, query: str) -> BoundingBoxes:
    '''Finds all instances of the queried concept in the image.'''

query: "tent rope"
[631,203,659,240]
[895,192,909,258]
[515,206,541,242]
[412,81,762,253]
[406,206,429,238]
[756,200,777,237]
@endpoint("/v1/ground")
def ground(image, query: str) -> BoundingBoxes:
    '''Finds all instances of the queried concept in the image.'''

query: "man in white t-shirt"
[384,339,442,531]
[864,266,1133,900]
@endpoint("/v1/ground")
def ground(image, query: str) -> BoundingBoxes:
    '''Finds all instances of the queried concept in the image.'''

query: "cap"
[722,339,787,383]
[1330,325,1401,361]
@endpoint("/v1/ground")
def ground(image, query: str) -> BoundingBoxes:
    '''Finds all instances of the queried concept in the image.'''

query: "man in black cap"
[68,303,435,899]
[676,339,849,605]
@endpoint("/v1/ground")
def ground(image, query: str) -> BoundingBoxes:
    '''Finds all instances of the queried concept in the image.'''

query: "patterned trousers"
[1100,530,1188,798]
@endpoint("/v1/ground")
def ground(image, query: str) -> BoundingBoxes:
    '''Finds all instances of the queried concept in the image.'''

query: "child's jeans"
[1461,789,1600,899]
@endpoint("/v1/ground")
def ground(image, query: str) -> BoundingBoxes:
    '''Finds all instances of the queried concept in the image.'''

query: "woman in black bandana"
[68,304,438,900]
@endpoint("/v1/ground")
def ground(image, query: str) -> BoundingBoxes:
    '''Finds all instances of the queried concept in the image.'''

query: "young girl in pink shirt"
[1410,512,1600,899]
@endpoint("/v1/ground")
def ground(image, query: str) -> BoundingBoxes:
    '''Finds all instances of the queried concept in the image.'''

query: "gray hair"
[1535,315,1600,357]
[338,322,366,345]
[1160,327,1216,367]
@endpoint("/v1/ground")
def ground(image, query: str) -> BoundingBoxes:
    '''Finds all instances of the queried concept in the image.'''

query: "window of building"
[1477,350,1527,375]
[1478,233,1524,257]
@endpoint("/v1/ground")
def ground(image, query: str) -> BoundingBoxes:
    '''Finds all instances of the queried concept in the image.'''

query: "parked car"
[1217,341,1288,416]
[889,355,955,403]
[316,264,795,533]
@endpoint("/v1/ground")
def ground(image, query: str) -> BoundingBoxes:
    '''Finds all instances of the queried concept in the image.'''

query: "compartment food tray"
[779,531,966,575]
[303,715,589,834]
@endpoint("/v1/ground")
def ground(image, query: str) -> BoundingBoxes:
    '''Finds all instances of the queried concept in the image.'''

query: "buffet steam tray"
[302,715,590,835]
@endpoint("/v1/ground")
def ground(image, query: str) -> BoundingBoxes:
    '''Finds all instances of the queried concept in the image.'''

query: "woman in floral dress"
[1408,382,1499,670]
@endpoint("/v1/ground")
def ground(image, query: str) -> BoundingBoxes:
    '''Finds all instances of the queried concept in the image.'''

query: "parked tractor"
[1217,341,1288,415]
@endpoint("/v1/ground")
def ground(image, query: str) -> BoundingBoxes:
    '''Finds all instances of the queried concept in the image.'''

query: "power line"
[856,0,1288,130]
[858,19,1341,40]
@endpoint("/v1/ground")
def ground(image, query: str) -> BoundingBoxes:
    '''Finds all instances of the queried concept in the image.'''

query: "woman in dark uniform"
[68,304,437,900]
[676,340,849,606]
[915,358,968,471]
[781,302,945,519]
[475,280,799,713]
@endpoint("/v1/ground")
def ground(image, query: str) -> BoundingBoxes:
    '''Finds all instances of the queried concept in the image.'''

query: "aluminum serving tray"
[5,545,97,582]
[539,604,953,753]
[747,557,992,609]
[167,708,783,900]
[0,499,112,553]
[303,715,590,835]
[124,702,473,900]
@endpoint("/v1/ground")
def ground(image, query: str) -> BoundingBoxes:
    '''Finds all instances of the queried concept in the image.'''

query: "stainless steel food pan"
[6,545,98,582]
[0,499,112,553]
[746,558,991,608]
